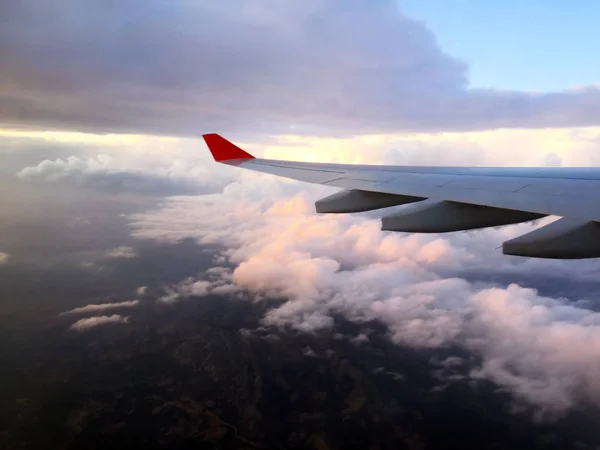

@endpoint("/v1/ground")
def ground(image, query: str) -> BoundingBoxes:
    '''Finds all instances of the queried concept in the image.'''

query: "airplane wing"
[203,133,600,259]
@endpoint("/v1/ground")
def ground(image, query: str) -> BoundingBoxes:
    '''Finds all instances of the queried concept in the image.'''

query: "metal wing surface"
[203,133,600,259]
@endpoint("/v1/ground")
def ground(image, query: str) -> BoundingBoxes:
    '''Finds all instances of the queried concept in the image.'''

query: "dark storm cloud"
[1,0,599,136]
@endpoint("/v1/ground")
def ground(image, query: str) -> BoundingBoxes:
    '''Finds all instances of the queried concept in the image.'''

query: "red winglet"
[202,134,255,162]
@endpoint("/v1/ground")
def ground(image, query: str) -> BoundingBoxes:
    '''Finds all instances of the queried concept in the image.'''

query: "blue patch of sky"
[397,0,600,91]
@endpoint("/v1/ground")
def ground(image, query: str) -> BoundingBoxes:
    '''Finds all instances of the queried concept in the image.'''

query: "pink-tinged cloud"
[70,314,130,331]
[61,300,140,316]
[129,186,600,416]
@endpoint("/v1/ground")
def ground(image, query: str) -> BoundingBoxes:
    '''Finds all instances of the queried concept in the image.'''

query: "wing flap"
[316,190,423,213]
[503,218,600,259]
[382,200,544,233]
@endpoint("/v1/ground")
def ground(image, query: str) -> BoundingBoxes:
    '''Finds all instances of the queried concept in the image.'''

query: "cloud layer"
[2,0,600,136]
[17,152,232,196]
[130,178,600,417]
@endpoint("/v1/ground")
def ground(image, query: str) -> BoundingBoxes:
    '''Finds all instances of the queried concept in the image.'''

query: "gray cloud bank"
[1,0,600,136]
[17,155,224,196]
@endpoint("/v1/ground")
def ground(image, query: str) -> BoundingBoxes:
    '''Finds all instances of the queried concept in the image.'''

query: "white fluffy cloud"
[61,300,140,316]
[70,314,130,331]
[1,1,600,136]
[16,150,233,196]
[467,285,600,416]
[7,131,245,195]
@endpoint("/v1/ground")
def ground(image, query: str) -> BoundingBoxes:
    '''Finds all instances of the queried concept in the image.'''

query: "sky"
[399,0,600,91]
[2,0,600,136]
[2,0,600,429]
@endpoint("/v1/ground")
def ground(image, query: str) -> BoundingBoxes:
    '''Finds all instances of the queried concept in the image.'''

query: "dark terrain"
[1,292,599,450]
[0,185,598,449]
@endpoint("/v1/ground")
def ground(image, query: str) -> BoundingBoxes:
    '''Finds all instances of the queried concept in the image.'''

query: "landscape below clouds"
[2,126,600,447]
[0,182,598,448]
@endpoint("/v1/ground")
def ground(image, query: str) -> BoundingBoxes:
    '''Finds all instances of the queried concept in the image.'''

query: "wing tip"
[202,133,255,162]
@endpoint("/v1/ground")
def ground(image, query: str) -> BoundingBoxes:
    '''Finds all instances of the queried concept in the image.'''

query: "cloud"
[158,272,238,304]
[0,252,9,264]
[17,154,230,196]
[10,125,600,204]
[70,314,130,331]
[466,285,600,417]
[350,333,370,345]
[303,346,317,357]
[78,247,139,271]
[79,246,139,269]
[105,246,137,259]
[3,130,241,196]
[129,186,600,417]
[61,300,140,316]
[136,286,148,296]
[1,0,599,136]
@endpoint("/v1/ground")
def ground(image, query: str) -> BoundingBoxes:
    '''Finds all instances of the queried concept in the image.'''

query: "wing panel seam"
[250,161,345,174]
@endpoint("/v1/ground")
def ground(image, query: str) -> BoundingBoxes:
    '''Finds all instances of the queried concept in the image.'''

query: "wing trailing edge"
[503,218,600,259]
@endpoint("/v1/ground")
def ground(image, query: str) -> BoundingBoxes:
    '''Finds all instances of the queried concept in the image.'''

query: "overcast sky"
[2,0,600,137]
[2,0,600,421]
